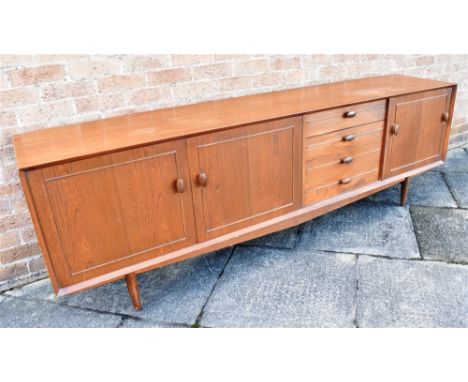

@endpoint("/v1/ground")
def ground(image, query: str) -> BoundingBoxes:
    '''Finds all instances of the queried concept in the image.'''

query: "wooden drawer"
[305,121,384,167]
[304,170,379,205]
[304,100,386,137]
[304,149,381,190]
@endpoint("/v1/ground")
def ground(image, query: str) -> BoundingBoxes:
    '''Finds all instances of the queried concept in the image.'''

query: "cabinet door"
[27,140,196,287]
[382,88,452,178]
[188,117,302,241]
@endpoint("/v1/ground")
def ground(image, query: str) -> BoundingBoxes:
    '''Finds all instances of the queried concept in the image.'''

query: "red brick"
[0,230,20,250]
[0,212,32,232]
[98,74,145,93]
[40,80,97,101]
[0,261,29,282]
[214,77,251,93]
[173,81,215,99]
[147,68,191,86]
[33,54,88,64]
[0,242,40,264]
[251,72,284,88]
[8,64,66,86]
[303,55,332,67]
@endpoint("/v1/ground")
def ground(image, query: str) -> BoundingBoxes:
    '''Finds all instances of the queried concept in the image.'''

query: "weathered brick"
[40,80,97,101]
[19,226,37,244]
[173,81,215,99]
[0,163,16,184]
[234,59,270,76]
[214,76,251,93]
[0,55,33,68]
[0,183,22,197]
[127,87,172,106]
[8,64,66,86]
[16,100,76,125]
[0,212,32,232]
[0,200,11,216]
[0,111,17,127]
[214,54,251,62]
[251,72,284,88]
[271,56,301,70]
[29,255,46,274]
[122,55,169,72]
[171,55,214,66]
[0,71,9,89]
[68,59,121,79]
[192,63,232,80]
[147,68,191,86]
[33,54,89,64]
[0,242,40,264]
[0,230,20,250]
[0,145,16,164]
[0,87,41,108]
[74,93,127,114]
[0,261,29,282]
[98,74,145,93]
[303,55,332,67]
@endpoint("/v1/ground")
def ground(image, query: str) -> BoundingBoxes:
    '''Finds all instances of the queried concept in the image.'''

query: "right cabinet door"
[382,88,453,178]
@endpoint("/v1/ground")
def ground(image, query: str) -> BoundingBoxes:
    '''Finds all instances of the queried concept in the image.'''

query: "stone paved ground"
[1,146,467,328]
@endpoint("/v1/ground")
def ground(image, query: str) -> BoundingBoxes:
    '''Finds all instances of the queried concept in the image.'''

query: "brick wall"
[1,54,467,291]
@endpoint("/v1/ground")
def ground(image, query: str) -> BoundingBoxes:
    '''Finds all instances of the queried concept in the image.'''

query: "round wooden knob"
[340,156,353,164]
[392,124,400,136]
[198,172,208,187]
[342,134,355,142]
[343,111,356,118]
[442,111,450,122]
[175,178,185,193]
[339,177,351,185]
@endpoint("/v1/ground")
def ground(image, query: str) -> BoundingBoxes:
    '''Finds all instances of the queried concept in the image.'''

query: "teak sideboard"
[13,75,457,310]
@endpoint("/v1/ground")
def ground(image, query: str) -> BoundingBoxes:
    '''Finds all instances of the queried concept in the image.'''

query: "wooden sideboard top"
[13,74,454,170]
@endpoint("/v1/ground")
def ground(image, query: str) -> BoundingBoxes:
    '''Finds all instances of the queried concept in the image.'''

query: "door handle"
[391,124,400,136]
[198,172,208,187]
[343,111,356,118]
[175,178,186,193]
[442,111,450,122]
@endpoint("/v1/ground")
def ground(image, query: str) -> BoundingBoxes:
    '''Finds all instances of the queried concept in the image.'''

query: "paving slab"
[297,201,420,259]
[366,172,457,208]
[5,248,232,326]
[357,256,468,327]
[200,247,356,328]
[241,225,300,249]
[445,173,468,208]
[410,206,468,263]
[119,318,188,328]
[0,295,122,328]
[431,148,468,173]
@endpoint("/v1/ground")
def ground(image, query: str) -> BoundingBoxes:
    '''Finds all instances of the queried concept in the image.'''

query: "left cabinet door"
[26,140,196,287]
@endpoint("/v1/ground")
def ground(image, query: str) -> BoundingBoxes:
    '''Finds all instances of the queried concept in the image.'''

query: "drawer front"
[305,121,384,166]
[304,100,386,137]
[305,149,381,190]
[304,170,379,205]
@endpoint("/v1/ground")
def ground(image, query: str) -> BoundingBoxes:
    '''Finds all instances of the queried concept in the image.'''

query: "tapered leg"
[125,273,142,311]
[400,177,411,206]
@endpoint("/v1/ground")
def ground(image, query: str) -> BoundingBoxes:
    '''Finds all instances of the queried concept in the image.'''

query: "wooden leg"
[125,273,142,311]
[400,177,411,206]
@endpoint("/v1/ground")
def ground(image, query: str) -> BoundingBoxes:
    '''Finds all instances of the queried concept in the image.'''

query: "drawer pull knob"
[339,177,351,185]
[341,156,353,164]
[342,134,355,142]
[343,111,356,118]
[442,111,450,122]
[175,178,186,193]
[198,172,208,187]
[391,123,400,136]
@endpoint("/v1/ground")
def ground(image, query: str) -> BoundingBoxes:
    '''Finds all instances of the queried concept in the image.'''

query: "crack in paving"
[353,255,359,328]
[441,171,463,209]
[193,246,236,327]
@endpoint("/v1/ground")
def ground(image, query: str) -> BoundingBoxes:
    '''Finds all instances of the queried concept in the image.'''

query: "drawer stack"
[303,100,386,205]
